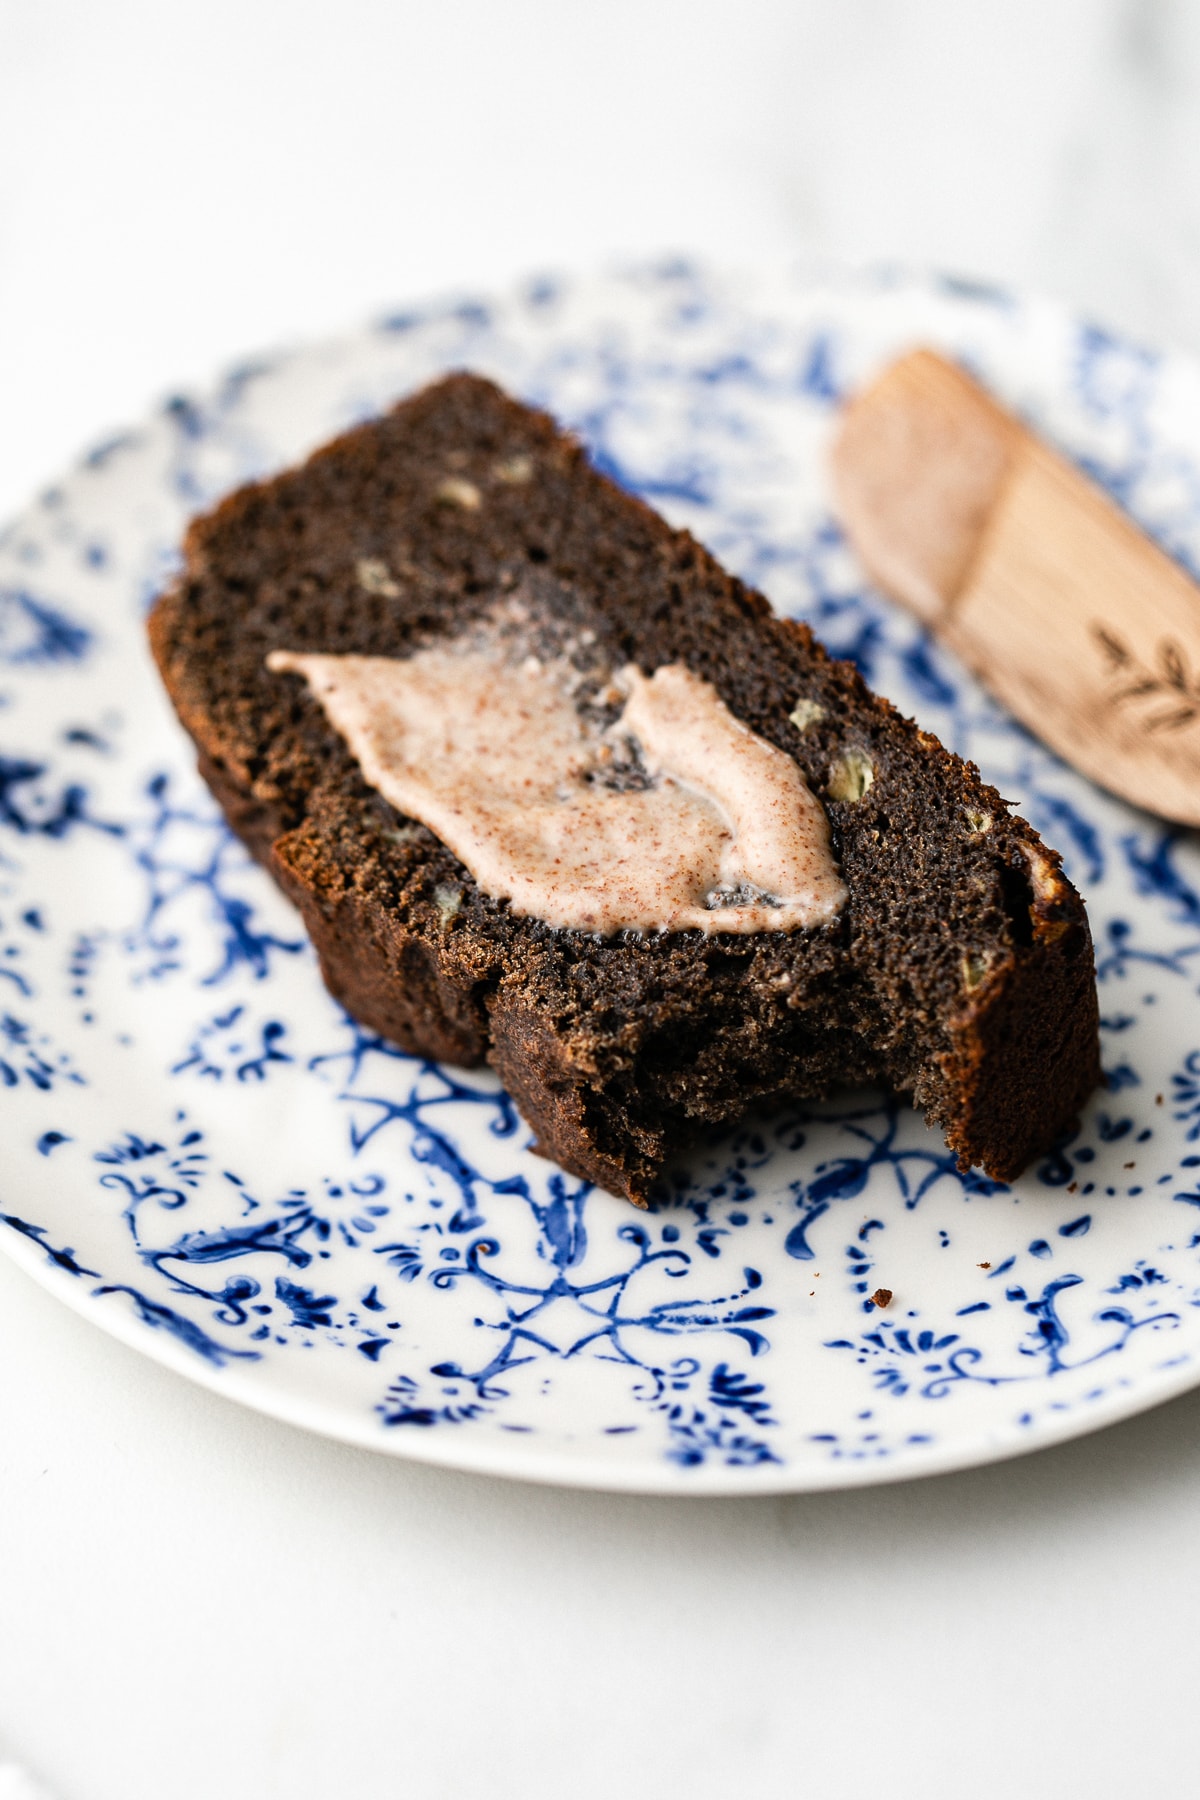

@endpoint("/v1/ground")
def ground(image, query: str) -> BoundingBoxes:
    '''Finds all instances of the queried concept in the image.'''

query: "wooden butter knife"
[830,347,1200,826]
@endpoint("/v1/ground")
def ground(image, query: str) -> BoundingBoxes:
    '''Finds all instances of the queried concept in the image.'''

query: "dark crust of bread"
[148,373,1102,1203]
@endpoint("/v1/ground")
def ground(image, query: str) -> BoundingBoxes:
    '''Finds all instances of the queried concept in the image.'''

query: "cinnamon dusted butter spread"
[267,638,846,936]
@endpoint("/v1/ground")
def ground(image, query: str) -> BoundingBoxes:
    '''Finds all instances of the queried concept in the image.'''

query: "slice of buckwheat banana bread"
[148,372,1101,1203]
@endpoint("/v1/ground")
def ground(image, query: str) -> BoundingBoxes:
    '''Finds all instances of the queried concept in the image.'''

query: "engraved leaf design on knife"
[1092,623,1200,733]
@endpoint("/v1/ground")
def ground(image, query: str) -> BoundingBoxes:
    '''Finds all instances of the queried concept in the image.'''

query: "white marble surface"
[4,3,1200,1795]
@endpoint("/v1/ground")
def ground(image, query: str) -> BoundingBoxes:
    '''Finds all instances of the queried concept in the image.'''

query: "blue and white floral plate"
[5,263,1200,1494]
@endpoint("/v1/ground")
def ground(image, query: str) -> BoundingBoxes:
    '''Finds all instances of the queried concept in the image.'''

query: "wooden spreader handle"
[831,348,1200,827]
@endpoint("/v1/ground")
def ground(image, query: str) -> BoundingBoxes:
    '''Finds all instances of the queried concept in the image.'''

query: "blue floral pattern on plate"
[4,262,1200,1493]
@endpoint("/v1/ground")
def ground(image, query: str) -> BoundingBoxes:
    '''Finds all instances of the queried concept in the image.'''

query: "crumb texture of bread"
[148,373,1101,1203]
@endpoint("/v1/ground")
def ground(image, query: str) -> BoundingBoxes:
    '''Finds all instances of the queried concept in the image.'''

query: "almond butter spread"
[267,638,846,935]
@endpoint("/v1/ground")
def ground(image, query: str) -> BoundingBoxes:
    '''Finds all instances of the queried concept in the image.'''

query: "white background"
[3,3,1200,1795]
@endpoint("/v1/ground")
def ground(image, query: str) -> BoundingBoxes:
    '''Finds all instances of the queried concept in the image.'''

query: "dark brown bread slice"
[148,373,1101,1203]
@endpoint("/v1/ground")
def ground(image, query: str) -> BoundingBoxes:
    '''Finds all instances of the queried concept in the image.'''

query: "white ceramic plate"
[5,262,1200,1494]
